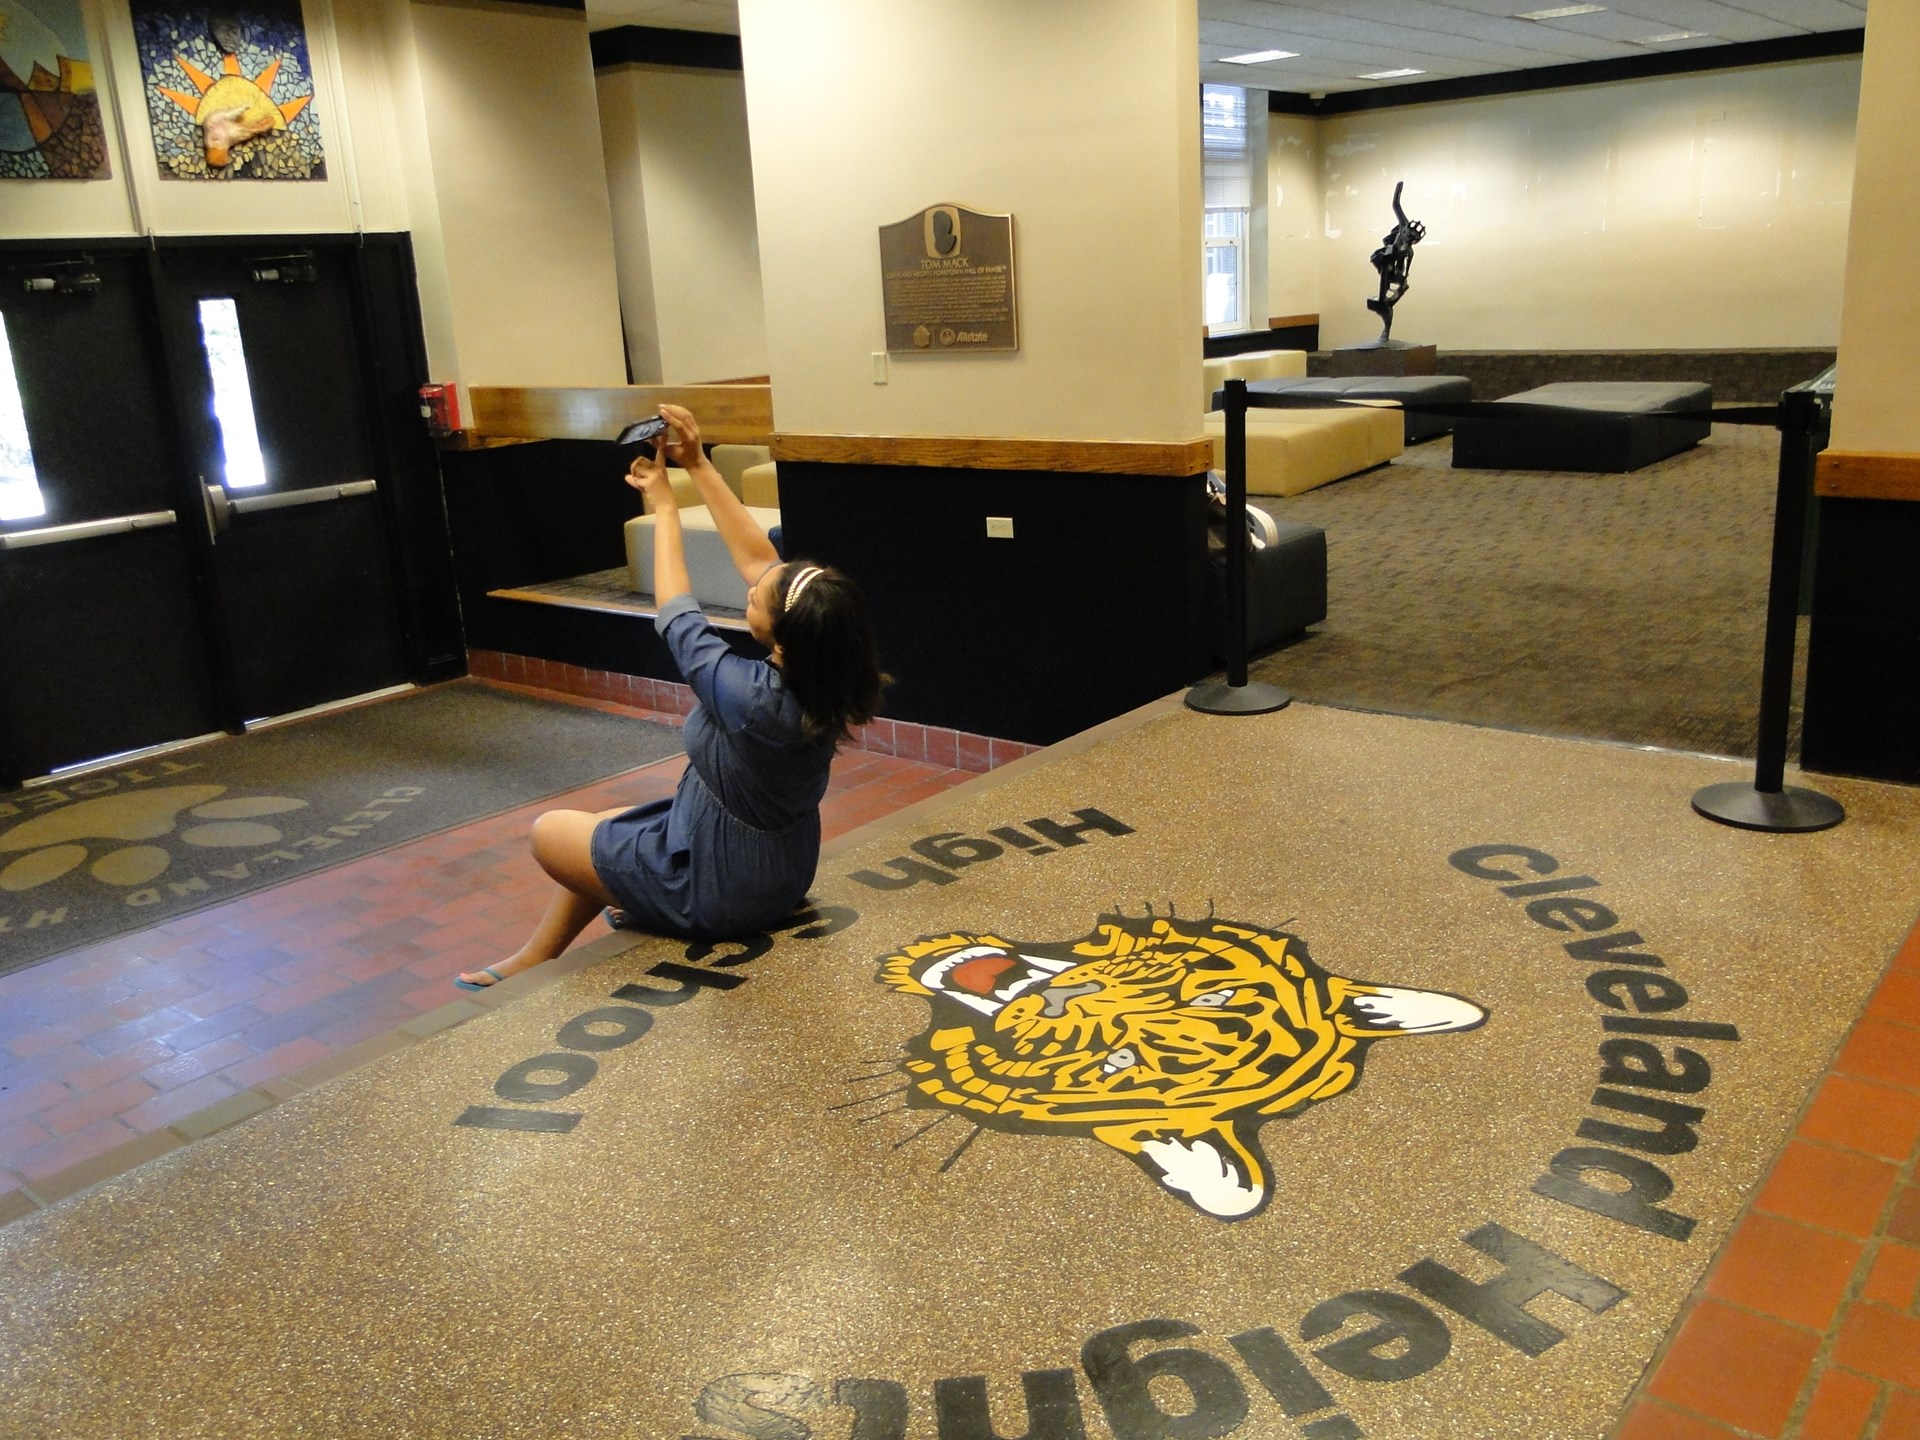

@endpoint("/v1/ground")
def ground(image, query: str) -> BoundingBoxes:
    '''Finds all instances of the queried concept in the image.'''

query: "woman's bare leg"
[457,808,625,986]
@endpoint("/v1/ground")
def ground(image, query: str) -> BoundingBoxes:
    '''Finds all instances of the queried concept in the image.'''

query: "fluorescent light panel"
[1219,49,1299,64]
[1634,30,1709,43]
[1516,5,1606,18]
[1358,68,1426,80]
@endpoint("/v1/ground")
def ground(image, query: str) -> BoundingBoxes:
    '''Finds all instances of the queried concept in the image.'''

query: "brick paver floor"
[1617,918,1920,1440]
[0,681,976,1202]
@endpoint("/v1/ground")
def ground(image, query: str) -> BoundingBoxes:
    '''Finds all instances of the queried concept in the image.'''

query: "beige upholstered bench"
[625,504,782,609]
[735,461,781,508]
[1203,406,1403,497]
[1202,349,1308,411]
[647,446,774,510]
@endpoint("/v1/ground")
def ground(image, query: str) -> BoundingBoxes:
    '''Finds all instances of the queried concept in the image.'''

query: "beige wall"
[1266,112,1323,324]
[1306,57,1860,351]
[1829,6,1920,454]
[3,0,377,238]
[596,63,768,386]
[738,0,1200,444]
[1,0,626,392]
[1,0,136,237]
[404,0,625,388]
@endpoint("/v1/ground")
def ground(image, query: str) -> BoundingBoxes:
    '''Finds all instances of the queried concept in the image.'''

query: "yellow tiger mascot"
[879,914,1485,1219]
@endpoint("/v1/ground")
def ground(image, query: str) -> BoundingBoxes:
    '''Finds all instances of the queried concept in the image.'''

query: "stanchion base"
[1185,680,1292,716]
[1691,781,1844,833]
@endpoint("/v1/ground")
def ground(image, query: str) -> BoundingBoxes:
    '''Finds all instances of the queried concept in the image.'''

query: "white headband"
[783,565,825,612]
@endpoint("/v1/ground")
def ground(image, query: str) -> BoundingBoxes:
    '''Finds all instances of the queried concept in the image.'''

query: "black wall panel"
[355,235,466,680]
[1802,498,1920,784]
[777,460,1211,745]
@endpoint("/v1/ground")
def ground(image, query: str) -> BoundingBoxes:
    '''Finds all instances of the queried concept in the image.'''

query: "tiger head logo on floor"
[876,913,1486,1220]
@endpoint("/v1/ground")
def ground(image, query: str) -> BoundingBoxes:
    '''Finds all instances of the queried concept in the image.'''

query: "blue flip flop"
[454,965,507,992]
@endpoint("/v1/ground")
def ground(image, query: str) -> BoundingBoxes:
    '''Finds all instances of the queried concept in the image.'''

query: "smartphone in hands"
[616,416,670,447]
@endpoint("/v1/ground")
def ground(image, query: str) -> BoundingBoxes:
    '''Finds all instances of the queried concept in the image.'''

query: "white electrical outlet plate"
[871,352,889,384]
[986,516,1014,539]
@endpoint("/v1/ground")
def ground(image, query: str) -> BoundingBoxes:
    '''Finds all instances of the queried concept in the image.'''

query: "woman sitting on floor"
[457,403,883,989]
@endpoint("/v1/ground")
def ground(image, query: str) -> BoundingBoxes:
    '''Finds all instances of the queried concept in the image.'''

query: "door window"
[196,297,267,490]
[0,314,47,521]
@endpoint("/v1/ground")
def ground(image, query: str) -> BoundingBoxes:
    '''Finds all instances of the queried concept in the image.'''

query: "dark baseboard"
[1206,323,1320,359]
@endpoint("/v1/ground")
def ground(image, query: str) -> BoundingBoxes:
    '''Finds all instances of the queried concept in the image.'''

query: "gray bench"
[1235,375,1473,444]
[1451,381,1712,472]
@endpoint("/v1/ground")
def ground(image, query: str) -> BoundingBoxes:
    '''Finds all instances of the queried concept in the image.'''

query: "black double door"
[0,237,439,788]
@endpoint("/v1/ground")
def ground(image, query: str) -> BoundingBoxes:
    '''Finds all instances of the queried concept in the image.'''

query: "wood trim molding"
[465,385,774,444]
[1815,450,1920,502]
[1267,314,1319,330]
[769,432,1215,476]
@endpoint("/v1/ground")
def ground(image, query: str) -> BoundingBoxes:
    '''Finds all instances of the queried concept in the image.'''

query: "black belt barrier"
[1186,379,1292,716]
[1194,369,1845,835]
[1691,367,1843,832]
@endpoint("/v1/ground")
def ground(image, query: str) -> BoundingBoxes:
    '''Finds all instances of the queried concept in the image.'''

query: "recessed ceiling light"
[1633,30,1709,43]
[1219,49,1300,65]
[1357,68,1426,80]
[1516,4,1607,18]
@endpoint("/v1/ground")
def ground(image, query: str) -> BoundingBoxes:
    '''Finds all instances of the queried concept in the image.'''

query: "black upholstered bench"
[1451,381,1712,472]
[1234,375,1474,444]
[1210,509,1327,657]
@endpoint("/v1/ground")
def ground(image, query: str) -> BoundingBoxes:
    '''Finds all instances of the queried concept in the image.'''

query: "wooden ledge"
[1816,450,1920,502]
[466,385,773,444]
[769,433,1214,476]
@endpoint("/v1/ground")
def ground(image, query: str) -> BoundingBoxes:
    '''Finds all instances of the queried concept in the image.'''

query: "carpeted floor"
[1247,424,1804,760]
[0,683,682,974]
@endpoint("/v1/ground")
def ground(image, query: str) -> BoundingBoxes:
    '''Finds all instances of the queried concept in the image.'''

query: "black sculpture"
[1366,181,1426,342]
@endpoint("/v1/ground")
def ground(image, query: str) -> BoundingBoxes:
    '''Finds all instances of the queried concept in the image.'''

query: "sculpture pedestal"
[1329,340,1437,377]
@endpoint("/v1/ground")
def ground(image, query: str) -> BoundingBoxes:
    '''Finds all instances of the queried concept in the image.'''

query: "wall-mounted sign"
[878,203,1017,354]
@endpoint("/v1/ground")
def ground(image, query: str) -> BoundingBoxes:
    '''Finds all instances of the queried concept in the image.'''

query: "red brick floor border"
[1619,916,1920,1440]
[0,685,977,1202]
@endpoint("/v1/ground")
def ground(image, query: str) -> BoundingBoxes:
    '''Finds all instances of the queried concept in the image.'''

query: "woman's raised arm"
[657,403,779,584]
[625,440,690,605]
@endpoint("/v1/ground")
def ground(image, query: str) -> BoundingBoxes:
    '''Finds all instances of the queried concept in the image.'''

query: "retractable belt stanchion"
[1187,379,1292,716]
[1692,368,1843,833]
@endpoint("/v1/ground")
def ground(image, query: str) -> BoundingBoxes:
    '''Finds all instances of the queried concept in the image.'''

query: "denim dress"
[589,593,838,940]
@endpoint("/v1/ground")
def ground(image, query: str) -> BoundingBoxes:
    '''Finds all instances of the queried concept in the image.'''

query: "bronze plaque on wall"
[878,204,1018,354]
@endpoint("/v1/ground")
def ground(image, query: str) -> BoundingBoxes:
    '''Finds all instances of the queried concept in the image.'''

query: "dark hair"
[771,561,885,740]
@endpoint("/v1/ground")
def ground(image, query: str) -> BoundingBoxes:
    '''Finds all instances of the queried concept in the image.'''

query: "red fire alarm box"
[418,383,461,437]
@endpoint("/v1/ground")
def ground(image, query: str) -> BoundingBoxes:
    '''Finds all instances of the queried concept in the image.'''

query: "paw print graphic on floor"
[0,785,312,893]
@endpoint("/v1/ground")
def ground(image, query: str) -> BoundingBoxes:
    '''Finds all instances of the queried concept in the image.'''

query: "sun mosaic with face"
[155,49,309,168]
[876,914,1487,1219]
[130,1,324,180]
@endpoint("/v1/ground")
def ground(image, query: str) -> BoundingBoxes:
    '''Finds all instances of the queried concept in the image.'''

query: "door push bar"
[202,479,377,538]
[0,509,178,550]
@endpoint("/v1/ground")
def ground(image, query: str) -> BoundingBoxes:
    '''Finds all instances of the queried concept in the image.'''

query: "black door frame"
[0,232,464,789]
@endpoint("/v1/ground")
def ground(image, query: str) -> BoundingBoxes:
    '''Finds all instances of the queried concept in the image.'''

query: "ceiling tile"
[585,0,1863,94]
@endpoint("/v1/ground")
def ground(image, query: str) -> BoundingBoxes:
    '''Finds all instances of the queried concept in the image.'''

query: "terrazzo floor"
[2,698,1918,1440]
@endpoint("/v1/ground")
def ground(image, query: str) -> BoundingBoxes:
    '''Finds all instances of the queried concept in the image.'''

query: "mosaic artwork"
[129,0,324,181]
[879,913,1487,1218]
[0,0,109,179]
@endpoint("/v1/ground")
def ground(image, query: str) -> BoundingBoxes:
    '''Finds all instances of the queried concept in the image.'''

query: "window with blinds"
[1202,84,1251,330]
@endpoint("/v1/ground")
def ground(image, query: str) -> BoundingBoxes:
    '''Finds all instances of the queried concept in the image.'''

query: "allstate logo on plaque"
[869,913,1486,1218]
[877,201,1019,353]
